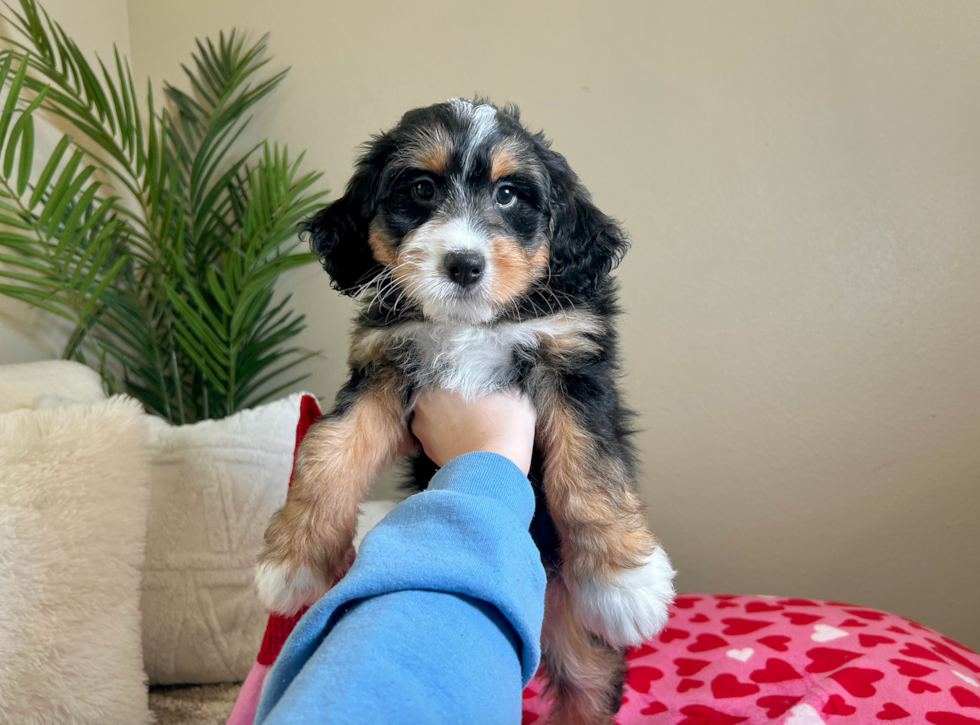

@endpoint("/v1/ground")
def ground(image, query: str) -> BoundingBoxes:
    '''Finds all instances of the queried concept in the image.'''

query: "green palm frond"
[0,0,326,423]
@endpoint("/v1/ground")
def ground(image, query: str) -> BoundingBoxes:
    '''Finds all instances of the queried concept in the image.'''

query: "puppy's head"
[304,98,628,323]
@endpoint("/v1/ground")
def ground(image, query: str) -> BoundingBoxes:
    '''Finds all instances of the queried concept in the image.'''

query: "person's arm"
[255,391,545,725]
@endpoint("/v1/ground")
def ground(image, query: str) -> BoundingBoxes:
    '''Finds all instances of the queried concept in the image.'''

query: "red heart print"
[839,618,869,628]
[626,643,657,660]
[777,598,819,606]
[750,658,802,683]
[717,601,739,609]
[745,601,784,613]
[859,634,896,648]
[829,667,885,698]
[756,695,801,718]
[522,687,537,699]
[722,618,773,636]
[952,686,980,709]
[927,638,980,673]
[757,635,791,652]
[640,701,668,716]
[900,643,947,664]
[890,658,936,677]
[907,620,929,631]
[925,714,980,725]
[690,613,710,623]
[887,626,911,635]
[674,597,701,609]
[521,710,538,724]
[823,694,858,715]
[674,658,711,677]
[711,673,760,699]
[805,647,863,673]
[688,634,729,652]
[877,703,911,720]
[677,678,705,693]
[660,627,690,643]
[909,679,941,693]
[781,612,822,625]
[943,635,979,655]
[625,666,663,694]
[677,705,748,725]
[846,608,887,621]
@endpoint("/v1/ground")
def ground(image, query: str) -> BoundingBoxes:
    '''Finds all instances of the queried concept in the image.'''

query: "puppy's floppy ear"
[301,140,393,296]
[545,151,630,301]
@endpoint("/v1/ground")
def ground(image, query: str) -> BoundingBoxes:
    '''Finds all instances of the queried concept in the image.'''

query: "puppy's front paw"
[255,558,328,616]
[570,547,676,647]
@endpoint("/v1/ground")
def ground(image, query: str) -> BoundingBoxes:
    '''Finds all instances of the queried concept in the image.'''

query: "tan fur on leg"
[534,382,675,646]
[541,578,626,725]
[256,376,413,614]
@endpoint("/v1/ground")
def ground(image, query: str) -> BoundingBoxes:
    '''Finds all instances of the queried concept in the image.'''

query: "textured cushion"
[0,397,152,725]
[521,593,980,724]
[140,394,306,685]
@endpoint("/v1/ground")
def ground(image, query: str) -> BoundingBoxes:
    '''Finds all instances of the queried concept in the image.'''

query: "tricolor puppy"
[257,98,675,724]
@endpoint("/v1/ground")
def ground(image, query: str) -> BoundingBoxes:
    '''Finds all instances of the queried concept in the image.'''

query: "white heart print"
[785,703,826,725]
[953,669,980,688]
[811,624,848,642]
[726,648,754,662]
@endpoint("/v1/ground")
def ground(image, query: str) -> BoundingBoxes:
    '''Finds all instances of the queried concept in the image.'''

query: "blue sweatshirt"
[255,451,547,725]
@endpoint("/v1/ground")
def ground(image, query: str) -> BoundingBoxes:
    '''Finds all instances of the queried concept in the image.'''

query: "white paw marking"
[254,561,327,616]
[727,647,754,662]
[953,670,980,687]
[570,547,676,647]
[811,624,849,642]
[785,703,826,725]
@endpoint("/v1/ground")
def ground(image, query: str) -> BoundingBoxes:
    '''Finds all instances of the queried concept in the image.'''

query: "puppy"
[257,98,675,724]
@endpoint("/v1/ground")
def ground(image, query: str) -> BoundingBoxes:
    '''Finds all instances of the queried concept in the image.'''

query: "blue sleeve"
[255,451,547,725]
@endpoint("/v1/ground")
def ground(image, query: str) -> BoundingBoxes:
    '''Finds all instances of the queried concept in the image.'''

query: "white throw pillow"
[140,394,305,685]
[0,397,152,725]
[140,392,399,685]
[0,359,105,413]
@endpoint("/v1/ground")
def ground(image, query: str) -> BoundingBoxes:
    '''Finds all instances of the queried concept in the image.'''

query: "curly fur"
[263,98,674,725]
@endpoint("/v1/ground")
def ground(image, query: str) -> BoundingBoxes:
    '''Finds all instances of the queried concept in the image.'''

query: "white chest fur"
[361,313,598,400]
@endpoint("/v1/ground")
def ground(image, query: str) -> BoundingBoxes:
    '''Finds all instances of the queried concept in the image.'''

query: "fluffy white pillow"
[140,394,305,685]
[0,397,152,725]
[0,359,105,413]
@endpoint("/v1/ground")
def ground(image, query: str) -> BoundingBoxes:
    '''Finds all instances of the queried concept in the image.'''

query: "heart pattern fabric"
[520,594,980,724]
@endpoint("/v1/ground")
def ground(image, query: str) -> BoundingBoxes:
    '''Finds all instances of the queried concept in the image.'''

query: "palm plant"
[0,0,326,423]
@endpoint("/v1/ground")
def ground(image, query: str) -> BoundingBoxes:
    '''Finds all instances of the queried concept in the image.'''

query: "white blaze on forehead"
[406,215,488,258]
[448,97,497,174]
[435,216,487,253]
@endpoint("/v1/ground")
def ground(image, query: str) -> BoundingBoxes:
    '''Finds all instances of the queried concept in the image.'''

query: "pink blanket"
[521,593,980,724]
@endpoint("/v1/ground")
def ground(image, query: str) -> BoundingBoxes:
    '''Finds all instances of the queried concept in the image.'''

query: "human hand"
[410,388,537,476]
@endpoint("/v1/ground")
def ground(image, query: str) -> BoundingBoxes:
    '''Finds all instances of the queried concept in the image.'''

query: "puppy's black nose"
[444,250,485,288]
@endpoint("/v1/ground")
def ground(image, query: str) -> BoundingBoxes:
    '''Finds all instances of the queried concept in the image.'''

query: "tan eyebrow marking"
[415,140,450,175]
[489,140,524,181]
[398,128,453,175]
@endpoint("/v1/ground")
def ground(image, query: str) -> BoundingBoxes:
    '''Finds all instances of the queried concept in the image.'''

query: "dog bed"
[520,593,980,724]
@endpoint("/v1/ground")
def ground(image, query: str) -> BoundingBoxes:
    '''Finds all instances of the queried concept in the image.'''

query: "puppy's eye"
[495,185,517,207]
[413,179,435,201]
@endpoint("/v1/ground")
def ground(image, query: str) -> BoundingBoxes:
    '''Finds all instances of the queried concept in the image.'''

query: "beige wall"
[6,1,979,647]
[0,0,131,362]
